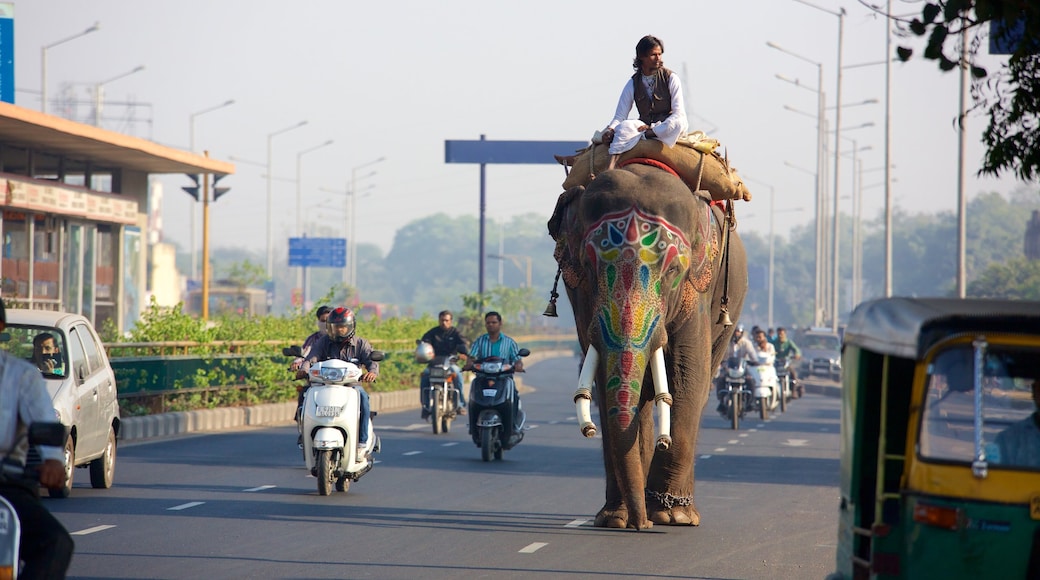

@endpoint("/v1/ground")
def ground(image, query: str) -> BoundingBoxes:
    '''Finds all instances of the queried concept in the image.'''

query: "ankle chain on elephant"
[646,489,693,509]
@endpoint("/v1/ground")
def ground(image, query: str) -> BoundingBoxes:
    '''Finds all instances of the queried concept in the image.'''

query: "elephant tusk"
[650,348,672,451]
[574,345,599,438]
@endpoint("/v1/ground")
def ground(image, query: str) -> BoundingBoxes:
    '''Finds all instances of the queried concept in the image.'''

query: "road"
[51,355,841,579]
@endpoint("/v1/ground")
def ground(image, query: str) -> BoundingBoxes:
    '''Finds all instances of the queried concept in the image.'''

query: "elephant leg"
[646,339,711,526]
[594,393,655,529]
[594,389,629,528]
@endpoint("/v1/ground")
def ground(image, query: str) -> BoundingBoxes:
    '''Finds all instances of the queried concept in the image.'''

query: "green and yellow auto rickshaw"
[835,297,1040,579]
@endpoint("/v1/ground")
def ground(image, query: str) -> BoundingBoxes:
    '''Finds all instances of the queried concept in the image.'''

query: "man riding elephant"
[548,157,748,530]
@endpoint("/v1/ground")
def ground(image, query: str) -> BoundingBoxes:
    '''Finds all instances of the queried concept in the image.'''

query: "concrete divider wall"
[119,349,577,444]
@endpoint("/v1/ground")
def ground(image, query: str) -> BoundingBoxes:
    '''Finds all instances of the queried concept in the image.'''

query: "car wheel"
[89,428,116,489]
[49,435,75,499]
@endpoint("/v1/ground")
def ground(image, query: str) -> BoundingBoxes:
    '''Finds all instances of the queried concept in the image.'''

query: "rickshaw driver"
[992,376,1040,467]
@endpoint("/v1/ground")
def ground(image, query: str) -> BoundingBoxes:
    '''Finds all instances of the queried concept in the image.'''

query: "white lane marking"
[564,519,587,528]
[403,451,422,456]
[738,433,749,438]
[168,502,204,511]
[783,439,809,447]
[243,485,276,492]
[527,424,539,429]
[441,442,459,447]
[727,439,739,444]
[714,447,727,452]
[402,424,427,431]
[700,454,712,459]
[71,525,115,536]
[519,542,548,553]
[549,420,560,425]
[749,428,760,432]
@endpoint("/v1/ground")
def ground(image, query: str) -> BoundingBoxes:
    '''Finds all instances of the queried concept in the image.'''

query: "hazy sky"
[12,0,1028,257]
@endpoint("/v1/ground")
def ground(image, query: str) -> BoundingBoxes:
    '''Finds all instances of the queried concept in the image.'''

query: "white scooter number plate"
[315,405,342,417]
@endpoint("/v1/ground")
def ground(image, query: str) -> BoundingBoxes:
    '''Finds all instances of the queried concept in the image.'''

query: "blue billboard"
[0,4,13,104]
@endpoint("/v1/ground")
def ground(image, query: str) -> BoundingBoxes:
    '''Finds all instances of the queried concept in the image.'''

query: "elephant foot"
[648,503,701,526]
[594,506,654,530]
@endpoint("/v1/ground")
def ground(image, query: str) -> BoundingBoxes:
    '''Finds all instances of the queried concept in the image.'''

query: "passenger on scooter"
[291,305,332,371]
[771,327,802,391]
[306,307,379,457]
[716,324,756,412]
[465,312,525,426]
[751,328,776,367]
[418,310,469,419]
[0,299,74,579]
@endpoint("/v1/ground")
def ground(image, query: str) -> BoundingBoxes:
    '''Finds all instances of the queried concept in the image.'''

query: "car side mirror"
[370,350,385,362]
[28,422,67,447]
[518,348,531,358]
[283,345,303,357]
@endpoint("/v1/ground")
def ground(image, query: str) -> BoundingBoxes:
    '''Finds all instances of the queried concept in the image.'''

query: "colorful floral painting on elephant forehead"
[584,206,688,429]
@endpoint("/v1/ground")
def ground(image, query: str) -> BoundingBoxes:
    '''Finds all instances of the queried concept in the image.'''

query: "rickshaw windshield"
[920,343,1040,470]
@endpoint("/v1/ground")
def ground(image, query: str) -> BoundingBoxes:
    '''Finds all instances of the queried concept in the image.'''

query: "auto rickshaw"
[834,297,1040,579]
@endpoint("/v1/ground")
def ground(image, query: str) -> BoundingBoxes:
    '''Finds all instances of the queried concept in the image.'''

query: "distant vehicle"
[185,284,269,317]
[0,309,120,497]
[799,329,842,382]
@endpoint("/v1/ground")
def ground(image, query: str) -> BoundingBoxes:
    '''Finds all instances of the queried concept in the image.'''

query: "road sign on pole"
[288,237,346,268]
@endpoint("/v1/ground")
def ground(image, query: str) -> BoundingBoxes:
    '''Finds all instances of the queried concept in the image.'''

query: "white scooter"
[747,351,781,420]
[300,352,383,495]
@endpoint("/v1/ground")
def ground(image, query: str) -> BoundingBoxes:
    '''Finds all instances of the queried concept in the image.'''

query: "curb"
[119,349,577,444]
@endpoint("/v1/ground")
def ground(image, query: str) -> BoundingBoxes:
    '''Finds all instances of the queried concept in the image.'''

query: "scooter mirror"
[283,345,303,357]
[518,348,531,358]
[370,350,385,362]
[28,422,68,447]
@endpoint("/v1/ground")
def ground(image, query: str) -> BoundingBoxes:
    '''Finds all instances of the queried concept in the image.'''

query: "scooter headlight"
[481,361,503,373]
[320,366,348,383]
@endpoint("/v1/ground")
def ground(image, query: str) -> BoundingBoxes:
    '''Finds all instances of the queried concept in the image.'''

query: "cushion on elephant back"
[561,134,751,203]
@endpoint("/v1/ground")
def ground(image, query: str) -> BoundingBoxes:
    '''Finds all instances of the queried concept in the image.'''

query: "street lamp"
[770,42,829,328]
[188,99,236,280]
[93,65,145,127]
[295,139,335,298]
[41,21,100,115]
[348,157,385,288]
[744,176,804,328]
[266,120,308,279]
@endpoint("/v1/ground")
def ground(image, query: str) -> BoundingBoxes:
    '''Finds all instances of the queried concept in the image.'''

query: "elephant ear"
[548,185,587,291]
[687,201,721,293]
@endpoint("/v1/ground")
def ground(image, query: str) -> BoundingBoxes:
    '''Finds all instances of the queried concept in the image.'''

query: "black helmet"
[326,307,356,343]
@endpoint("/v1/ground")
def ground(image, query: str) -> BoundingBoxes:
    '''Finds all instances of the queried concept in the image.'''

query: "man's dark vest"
[631,67,673,125]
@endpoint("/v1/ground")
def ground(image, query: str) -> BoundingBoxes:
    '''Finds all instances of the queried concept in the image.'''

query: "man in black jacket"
[418,310,469,419]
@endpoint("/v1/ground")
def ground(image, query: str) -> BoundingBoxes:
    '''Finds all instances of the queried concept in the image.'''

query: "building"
[0,102,233,332]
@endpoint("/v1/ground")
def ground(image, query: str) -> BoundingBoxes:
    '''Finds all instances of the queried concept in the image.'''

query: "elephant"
[548,159,748,530]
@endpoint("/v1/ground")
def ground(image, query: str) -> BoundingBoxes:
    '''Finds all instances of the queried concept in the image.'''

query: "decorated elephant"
[547,159,748,530]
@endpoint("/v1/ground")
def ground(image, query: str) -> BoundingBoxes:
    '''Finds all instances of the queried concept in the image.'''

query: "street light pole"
[41,21,100,115]
[266,120,308,280]
[295,139,334,299]
[487,253,532,288]
[93,65,144,127]
[189,99,236,281]
[349,157,385,289]
[884,0,894,297]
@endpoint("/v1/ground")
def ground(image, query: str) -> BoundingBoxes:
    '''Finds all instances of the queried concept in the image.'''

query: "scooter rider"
[771,326,802,390]
[465,312,524,425]
[291,305,332,371]
[751,328,777,367]
[716,324,756,413]
[0,298,74,579]
[306,307,378,457]
[418,310,469,419]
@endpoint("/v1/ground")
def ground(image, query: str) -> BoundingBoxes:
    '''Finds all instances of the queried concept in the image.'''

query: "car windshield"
[804,334,840,350]
[0,324,69,378]
[919,343,1040,471]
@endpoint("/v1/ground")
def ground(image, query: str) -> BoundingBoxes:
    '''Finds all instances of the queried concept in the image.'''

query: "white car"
[0,309,120,498]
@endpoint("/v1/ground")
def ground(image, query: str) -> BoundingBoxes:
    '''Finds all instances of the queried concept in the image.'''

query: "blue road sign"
[0,6,13,104]
[445,139,588,164]
[288,237,346,268]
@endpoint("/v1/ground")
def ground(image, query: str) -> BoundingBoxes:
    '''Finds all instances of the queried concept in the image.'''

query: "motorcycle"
[468,348,530,461]
[0,422,68,579]
[774,356,793,412]
[719,356,752,430]
[290,350,384,496]
[423,350,465,435]
[748,351,781,420]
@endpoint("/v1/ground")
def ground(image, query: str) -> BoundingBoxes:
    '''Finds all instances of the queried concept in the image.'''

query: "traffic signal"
[212,174,231,201]
[182,173,201,201]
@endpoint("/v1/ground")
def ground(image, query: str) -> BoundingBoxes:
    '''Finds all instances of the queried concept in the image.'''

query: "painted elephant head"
[549,162,747,530]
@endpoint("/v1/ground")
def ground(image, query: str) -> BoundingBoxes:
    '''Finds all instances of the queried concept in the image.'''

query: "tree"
[967,256,1040,298]
[894,1,1040,180]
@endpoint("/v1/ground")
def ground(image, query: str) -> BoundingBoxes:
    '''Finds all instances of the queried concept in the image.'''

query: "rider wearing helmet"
[716,324,757,413]
[306,307,379,457]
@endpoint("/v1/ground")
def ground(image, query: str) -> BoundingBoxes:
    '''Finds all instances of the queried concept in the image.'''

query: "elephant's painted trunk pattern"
[581,205,688,441]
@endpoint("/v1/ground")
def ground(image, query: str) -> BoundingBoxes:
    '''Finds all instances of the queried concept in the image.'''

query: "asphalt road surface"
[51,355,841,579]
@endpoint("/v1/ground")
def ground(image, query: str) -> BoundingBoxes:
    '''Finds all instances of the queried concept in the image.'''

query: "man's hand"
[600,127,615,145]
[361,372,378,382]
[513,361,524,373]
[290,357,304,371]
[38,459,65,489]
